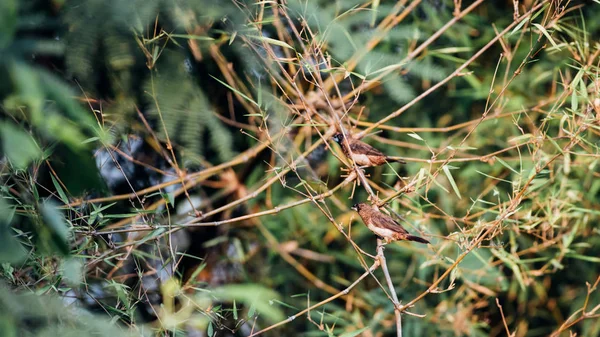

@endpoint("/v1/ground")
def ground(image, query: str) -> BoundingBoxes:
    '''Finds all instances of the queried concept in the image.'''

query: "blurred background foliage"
[1,0,600,336]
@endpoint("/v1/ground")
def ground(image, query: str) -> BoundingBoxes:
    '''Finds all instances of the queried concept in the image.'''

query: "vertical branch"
[356,166,404,336]
[378,240,403,337]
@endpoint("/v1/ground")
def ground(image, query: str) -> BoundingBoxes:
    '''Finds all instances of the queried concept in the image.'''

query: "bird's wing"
[349,140,385,157]
[372,212,409,234]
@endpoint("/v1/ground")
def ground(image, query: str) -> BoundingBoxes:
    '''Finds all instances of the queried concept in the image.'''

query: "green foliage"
[0,199,27,264]
[212,284,284,323]
[144,52,235,162]
[63,0,156,90]
[0,123,41,169]
[1,0,600,337]
[0,282,133,337]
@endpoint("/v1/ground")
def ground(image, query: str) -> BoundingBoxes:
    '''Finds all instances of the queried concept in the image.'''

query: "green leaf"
[210,75,259,107]
[495,157,520,175]
[0,227,27,264]
[0,123,41,169]
[50,175,69,204]
[442,165,462,199]
[533,23,559,48]
[492,249,525,291]
[509,15,530,36]
[0,0,16,48]
[407,132,423,141]
[40,201,71,256]
[340,326,371,337]
[169,33,214,41]
[207,321,214,337]
[50,145,107,196]
[0,200,27,264]
[247,302,256,319]
[371,0,379,27]
[38,70,98,138]
[247,35,295,50]
[565,253,600,263]
[212,284,284,323]
[7,62,44,121]
[60,257,83,286]
[0,283,133,337]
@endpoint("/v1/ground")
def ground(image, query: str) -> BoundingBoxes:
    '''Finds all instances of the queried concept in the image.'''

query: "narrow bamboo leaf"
[533,23,559,48]
[169,33,214,41]
[547,137,564,154]
[269,299,299,310]
[475,170,513,184]
[565,253,600,263]
[371,0,379,26]
[495,157,520,175]
[510,15,530,36]
[430,172,449,193]
[50,175,69,204]
[492,249,526,291]
[416,168,426,190]
[571,88,578,111]
[442,165,462,199]
[210,75,259,107]
[247,302,256,319]
[340,326,371,337]
[247,35,294,50]
[407,132,423,141]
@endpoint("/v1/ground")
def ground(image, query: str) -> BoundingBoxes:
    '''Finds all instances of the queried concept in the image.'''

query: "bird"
[331,132,406,168]
[351,202,429,244]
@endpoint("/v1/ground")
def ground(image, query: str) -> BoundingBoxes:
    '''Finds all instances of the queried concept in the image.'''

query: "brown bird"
[332,132,406,168]
[351,203,429,244]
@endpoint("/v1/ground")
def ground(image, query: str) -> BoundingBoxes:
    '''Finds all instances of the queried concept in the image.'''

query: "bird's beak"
[350,205,358,211]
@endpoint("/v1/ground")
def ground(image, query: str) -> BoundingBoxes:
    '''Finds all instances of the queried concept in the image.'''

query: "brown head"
[332,132,345,144]
[351,202,370,212]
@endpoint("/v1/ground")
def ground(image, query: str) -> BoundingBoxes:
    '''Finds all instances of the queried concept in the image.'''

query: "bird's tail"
[406,235,430,244]
[387,157,406,164]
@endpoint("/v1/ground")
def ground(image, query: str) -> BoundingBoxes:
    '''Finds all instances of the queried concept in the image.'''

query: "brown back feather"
[349,140,386,157]
[358,204,409,234]
[371,211,409,234]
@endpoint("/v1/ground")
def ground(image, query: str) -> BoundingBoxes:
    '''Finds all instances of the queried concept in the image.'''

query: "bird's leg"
[375,236,390,252]
[379,237,392,246]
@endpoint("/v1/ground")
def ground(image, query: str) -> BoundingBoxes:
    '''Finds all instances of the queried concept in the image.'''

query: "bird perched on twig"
[332,132,406,168]
[351,202,429,244]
